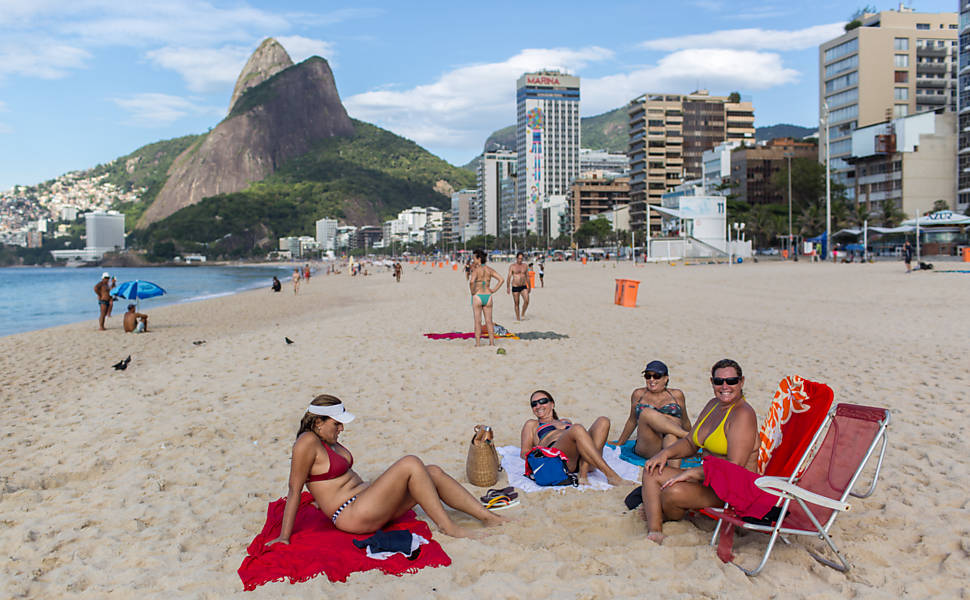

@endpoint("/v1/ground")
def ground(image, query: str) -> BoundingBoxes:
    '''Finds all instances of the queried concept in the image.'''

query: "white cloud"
[582,49,799,115]
[275,36,335,63]
[640,23,844,52]
[345,46,613,149]
[146,45,251,93]
[0,39,90,79]
[112,93,220,126]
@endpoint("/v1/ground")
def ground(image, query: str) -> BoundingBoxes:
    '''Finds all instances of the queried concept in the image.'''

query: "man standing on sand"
[904,240,914,273]
[94,272,112,330]
[506,252,531,321]
[123,304,149,333]
[393,261,402,282]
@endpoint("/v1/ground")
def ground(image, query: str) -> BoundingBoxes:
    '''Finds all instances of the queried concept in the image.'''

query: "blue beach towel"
[606,441,704,468]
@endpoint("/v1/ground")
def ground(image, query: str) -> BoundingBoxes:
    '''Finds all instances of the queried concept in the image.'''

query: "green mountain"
[133,120,474,257]
[754,124,816,142]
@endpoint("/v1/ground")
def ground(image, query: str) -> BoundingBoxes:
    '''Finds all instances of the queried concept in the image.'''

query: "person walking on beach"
[393,261,402,283]
[904,241,914,273]
[94,272,112,330]
[122,304,149,333]
[292,268,301,294]
[506,252,531,321]
[537,260,545,288]
[304,264,311,282]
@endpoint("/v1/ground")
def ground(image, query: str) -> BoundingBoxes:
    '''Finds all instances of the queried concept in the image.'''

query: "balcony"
[916,76,947,88]
[916,62,947,74]
[916,45,948,58]
[916,94,947,105]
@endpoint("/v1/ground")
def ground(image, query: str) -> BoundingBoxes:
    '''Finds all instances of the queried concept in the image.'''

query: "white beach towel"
[497,445,641,493]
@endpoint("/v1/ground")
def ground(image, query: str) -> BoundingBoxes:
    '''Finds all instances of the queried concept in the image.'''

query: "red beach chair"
[704,393,890,575]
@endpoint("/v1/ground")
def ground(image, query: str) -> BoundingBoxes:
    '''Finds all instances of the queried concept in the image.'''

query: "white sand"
[1,259,968,598]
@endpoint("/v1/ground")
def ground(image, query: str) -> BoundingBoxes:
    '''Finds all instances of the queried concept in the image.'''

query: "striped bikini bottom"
[331,494,358,524]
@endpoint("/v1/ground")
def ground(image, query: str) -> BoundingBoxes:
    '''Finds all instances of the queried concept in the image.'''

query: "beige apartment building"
[568,172,630,232]
[627,90,754,231]
[818,8,957,204]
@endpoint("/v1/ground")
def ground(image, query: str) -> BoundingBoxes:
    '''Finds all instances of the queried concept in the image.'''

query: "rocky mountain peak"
[228,38,293,114]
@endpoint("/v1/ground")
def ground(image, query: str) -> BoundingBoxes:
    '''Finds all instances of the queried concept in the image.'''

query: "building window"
[895,70,909,83]
[824,38,858,62]
[894,54,909,67]
[824,55,858,77]
[894,87,909,100]
[894,37,909,50]
[916,23,930,30]
[894,104,909,118]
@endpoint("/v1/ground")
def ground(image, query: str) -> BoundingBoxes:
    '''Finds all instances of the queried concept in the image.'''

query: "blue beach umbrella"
[111,280,166,308]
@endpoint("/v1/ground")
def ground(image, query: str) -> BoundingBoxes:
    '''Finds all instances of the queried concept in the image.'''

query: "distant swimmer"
[94,272,112,330]
[123,304,149,333]
[506,252,531,321]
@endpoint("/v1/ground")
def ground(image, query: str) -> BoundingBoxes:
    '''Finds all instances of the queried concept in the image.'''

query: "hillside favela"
[1,3,968,599]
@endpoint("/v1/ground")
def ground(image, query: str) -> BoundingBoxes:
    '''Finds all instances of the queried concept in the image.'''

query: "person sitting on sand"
[614,360,691,460]
[271,276,282,292]
[468,249,504,347]
[268,395,507,543]
[122,304,149,333]
[638,359,757,544]
[519,390,631,486]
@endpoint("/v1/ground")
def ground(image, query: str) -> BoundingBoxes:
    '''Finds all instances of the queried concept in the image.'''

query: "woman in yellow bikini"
[468,249,504,347]
[638,358,758,544]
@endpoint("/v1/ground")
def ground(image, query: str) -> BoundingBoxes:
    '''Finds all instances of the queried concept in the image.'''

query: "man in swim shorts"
[506,252,531,321]
[123,304,149,333]
[94,272,112,331]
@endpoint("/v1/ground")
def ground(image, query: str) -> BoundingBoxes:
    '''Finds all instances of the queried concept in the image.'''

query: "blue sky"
[0,0,957,191]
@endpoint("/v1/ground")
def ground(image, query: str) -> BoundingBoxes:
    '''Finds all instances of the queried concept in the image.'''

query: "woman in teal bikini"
[468,249,504,347]
[615,360,691,460]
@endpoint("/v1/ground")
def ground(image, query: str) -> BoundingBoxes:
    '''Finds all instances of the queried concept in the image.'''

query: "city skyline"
[0,0,958,192]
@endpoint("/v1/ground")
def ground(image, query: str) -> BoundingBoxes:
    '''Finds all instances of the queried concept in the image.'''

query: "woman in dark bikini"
[468,248,504,347]
[615,360,691,460]
[519,390,631,486]
[268,395,507,544]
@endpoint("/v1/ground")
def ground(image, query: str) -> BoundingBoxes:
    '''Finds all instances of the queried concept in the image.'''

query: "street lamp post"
[785,151,793,260]
[823,102,832,262]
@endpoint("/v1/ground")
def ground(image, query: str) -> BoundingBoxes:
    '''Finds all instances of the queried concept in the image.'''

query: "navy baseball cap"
[642,360,668,376]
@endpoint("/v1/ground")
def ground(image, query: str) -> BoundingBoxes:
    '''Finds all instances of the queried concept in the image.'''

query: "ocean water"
[0,265,294,337]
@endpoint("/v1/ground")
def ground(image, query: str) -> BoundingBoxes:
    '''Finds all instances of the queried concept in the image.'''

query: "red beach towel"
[237,492,451,590]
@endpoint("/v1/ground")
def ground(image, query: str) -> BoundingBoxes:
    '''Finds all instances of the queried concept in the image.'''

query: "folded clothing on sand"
[496,445,640,492]
[237,492,450,590]
[514,331,570,340]
[353,530,428,561]
[607,441,703,468]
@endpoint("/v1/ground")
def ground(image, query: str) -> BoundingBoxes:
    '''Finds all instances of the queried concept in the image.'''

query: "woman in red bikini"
[519,390,630,486]
[269,395,506,543]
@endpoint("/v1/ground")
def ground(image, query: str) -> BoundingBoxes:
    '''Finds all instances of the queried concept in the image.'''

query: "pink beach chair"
[702,378,890,575]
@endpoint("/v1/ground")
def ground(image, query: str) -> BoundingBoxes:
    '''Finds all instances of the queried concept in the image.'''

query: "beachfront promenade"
[1,260,967,597]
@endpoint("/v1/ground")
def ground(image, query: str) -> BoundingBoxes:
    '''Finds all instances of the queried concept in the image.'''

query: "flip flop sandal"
[483,495,520,511]
[480,487,517,503]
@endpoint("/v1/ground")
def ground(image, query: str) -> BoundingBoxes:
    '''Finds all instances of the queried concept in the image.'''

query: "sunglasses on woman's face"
[643,372,665,380]
[530,398,552,408]
[712,377,741,386]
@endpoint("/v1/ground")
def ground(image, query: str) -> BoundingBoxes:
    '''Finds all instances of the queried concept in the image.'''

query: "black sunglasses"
[530,397,552,408]
[712,377,741,386]
[643,372,665,380]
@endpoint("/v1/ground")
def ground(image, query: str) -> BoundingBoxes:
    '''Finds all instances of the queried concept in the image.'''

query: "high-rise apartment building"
[818,8,957,204]
[85,210,125,254]
[315,217,338,251]
[959,0,970,210]
[476,149,516,237]
[515,70,580,236]
[569,172,630,232]
[729,138,819,206]
[627,90,754,231]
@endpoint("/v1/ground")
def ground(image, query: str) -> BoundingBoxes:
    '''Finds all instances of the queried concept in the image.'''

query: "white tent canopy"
[901,210,970,227]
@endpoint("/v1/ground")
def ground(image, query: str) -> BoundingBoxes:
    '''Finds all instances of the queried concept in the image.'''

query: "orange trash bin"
[963,247,970,262]
[615,279,640,307]
[528,271,536,287]
[582,256,587,265]
[452,263,458,270]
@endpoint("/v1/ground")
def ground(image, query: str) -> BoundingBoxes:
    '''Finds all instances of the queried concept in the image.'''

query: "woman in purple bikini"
[268,395,506,544]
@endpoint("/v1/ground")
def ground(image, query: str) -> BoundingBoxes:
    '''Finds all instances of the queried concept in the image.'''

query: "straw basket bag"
[466,425,502,487]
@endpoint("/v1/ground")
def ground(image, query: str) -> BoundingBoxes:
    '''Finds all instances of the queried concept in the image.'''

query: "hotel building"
[959,0,970,210]
[515,70,580,237]
[627,90,755,232]
[818,8,957,205]
[476,149,516,237]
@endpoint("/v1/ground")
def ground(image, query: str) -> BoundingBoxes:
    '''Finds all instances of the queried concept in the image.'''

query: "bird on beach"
[192,340,206,346]
[112,355,131,370]
[285,337,294,345]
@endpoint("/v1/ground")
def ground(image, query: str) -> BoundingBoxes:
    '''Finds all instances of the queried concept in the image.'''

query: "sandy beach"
[2,259,968,598]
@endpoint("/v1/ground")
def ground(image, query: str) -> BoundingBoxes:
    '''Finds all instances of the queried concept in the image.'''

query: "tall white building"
[450,189,476,244]
[515,70,580,237]
[959,0,970,210]
[315,217,338,251]
[85,211,125,254]
[477,149,516,237]
[701,140,742,195]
